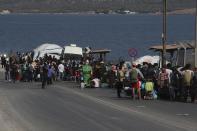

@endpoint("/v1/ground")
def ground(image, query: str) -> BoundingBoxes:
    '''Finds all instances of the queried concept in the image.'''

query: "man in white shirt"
[166,64,174,100]
[166,68,172,82]
[58,63,64,80]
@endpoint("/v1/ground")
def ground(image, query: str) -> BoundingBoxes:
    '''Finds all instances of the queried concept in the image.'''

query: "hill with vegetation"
[0,0,195,13]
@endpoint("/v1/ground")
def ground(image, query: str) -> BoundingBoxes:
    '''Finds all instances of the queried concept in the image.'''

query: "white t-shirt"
[58,64,64,73]
[166,68,172,83]
[92,78,100,88]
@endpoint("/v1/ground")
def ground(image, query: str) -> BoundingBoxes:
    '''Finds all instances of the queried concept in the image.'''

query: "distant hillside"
[0,0,195,13]
[168,8,195,15]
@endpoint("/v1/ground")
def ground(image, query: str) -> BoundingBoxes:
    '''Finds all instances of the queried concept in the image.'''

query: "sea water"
[0,14,195,60]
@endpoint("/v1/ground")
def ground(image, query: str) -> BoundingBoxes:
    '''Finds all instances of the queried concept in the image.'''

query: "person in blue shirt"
[47,65,53,85]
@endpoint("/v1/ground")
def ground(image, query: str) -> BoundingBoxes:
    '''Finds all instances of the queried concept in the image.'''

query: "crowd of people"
[0,53,81,88]
[1,52,197,102]
[112,62,197,103]
[79,60,197,103]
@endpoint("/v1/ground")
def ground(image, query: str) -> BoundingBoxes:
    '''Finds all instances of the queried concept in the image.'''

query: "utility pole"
[195,0,197,67]
[162,0,167,67]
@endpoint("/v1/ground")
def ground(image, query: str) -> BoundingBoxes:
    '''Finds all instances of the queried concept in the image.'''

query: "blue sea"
[0,14,195,60]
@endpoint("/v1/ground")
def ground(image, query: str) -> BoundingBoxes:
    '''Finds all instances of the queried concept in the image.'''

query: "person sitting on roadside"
[144,79,154,100]
[91,78,100,88]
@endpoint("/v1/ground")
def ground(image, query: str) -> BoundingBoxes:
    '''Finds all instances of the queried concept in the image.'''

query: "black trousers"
[191,87,197,102]
[11,71,17,83]
[183,86,192,102]
[47,77,52,85]
[42,75,47,89]
[116,82,123,98]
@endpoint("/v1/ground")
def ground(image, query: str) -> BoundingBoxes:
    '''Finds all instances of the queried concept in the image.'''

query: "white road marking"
[176,114,190,116]
[136,105,145,108]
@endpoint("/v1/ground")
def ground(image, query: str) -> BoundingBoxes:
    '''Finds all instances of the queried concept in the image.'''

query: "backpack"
[183,70,192,86]
[130,69,138,83]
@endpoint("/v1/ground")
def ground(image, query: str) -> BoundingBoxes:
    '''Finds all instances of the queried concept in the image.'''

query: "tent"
[133,55,160,65]
[63,44,83,57]
[33,43,63,60]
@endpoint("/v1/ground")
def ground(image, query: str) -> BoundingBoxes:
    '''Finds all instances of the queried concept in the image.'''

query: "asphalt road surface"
[0,72,197,131]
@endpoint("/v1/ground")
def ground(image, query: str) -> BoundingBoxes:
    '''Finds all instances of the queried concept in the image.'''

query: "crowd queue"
[1,53,197,102]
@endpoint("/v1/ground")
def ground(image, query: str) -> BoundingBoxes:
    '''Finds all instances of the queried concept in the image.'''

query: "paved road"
[0,71,197,131]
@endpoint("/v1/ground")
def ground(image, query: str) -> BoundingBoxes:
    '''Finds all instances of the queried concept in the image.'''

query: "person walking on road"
[42,63,48,89]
